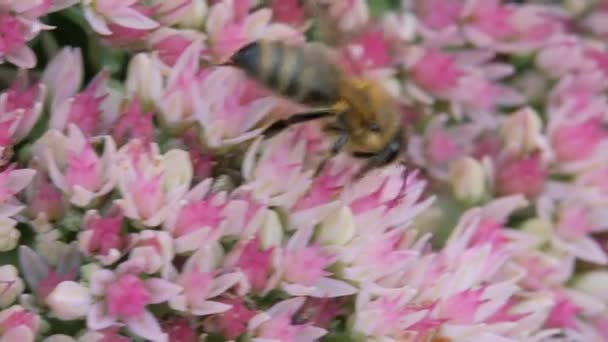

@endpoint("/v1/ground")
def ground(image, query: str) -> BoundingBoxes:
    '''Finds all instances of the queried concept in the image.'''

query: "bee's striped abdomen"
[229,40,341,107]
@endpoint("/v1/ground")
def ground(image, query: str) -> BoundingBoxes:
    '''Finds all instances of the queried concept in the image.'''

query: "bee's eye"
[368,122,381,133]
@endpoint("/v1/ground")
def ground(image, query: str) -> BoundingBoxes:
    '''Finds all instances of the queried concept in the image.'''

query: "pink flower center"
[88,214,125,256]
[469,219,508,248]
[174,198,225,237]
[131,173,164,220]
[270,0,306,26]
[544,293,581,330]
[65,143,104,192]
[440,289,488,324]
[216,298,255,339]
[106,274,151,318]
[112,98,155,147]
[0,309,35,333]
[283,246,330,286]
[0,14,25,54]
[67,76,107,136]
[235,238,274,292]
[496,153,546,198]
[469,1,514,39]
[5,81,38,112]
[163,317,197,342]
[28,175,65,220]
[411,49,461,93]
[294,165,349,210]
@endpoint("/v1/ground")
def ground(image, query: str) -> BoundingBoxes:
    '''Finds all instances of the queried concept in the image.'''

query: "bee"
[221,39,406,175]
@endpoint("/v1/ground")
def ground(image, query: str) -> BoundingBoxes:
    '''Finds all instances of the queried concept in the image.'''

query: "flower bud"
[260,210,283,249]
[520,217,553,245]
[448,157,486,204]
[125,53,162,109]
[0,265,24,308]
[161,149,193,191]
[573,271,608,301]
[318,206,355,246]
[45,281,91,320]
[175,0,208,30]
[0,217,20,252]
[500,107,543,155]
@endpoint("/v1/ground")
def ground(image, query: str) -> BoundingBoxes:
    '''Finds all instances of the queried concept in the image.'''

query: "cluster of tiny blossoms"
[1,0,608,341]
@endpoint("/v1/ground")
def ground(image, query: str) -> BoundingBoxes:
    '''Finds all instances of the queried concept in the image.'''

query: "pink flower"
[79,207,134,265]
[0,165,35,209]
[156,40,205,134]
[415,0,462,30]
[50,71,109,137]
[206,0,302,60]
[248,297,326,342]
[269,0,307,27]
[268,227,357,298]
[210,297,255,340]
[240,131,312,208]
[23,163,66,229]
[162,316,197,342]
[120,230,175,276]
[544,291,582,330]
[195,68,278,148]
[233,237,274,293]
[82,0,159,36]
[0,73,46,143]
[551,116,608,163]
[41,125,117,207]
[111,97,155,147]
[163,179,227,253]
[168,252,241,316]
[0,13,37,68]
[147,27,206,67]
[464,0,515,42]
[410,49,462,93]
[88,269,181,342]
[17,244,79,303]
[495,153,546,198]
[342,28,393,74]
[114,141,191,227]
[0,306,40,342]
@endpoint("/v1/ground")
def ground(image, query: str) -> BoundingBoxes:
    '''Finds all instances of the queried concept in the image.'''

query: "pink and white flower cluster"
[0,0,608,341]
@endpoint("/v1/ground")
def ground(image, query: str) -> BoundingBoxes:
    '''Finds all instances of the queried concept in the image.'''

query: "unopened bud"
[125,53,162,109]
[318,206,355,246]
[500,107,543,155]
[260,210,283,249]
[448,157,486,204]
[45,281,91,320]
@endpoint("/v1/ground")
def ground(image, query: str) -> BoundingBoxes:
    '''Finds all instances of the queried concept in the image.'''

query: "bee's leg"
[314,131,349,176]
[262,109,334,138]
[353,139,403,178]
